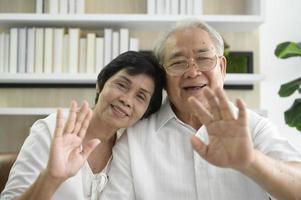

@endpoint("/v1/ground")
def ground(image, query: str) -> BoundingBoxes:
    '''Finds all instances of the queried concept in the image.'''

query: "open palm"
[46,101,100,181]
[189,87,254,170]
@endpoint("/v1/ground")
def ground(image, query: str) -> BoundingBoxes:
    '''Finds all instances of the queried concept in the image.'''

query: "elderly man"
[101,19,301,200]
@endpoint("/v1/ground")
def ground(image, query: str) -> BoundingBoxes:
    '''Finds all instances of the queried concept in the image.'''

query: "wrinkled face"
[95,69,155,128]
[162,27,226,120]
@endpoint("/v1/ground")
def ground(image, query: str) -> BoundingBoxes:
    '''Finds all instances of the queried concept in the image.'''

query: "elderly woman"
[0,51,165,200]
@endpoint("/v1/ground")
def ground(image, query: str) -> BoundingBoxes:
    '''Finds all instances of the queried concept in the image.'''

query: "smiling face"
[162,27,226,122]
[94,69,155,129]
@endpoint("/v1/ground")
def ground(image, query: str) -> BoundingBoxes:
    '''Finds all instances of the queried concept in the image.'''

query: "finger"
[236,98,247,126]
[203,87,221,121]
[73,101,89,135]
[215,87,235,120]
[64,101,78,134]
[54,108,64,138]
[191,136,208,160]
[78,108,93,139]
[81,139,101,160]
[188,97,213,126]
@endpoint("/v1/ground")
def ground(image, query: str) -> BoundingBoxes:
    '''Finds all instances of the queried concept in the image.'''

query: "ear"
[95,83,100,93]
[219,56,227,81]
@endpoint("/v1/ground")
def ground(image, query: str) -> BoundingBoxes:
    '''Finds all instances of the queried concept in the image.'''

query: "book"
[129,38,139,51]
[26,28,35,73]
[59,0,68,14]
[79,38,86,73]
[171,0,179,14]
[165,0,171,15]
[193,0,203,15]
[119,28,129,54]
[35,28,44,73]
[104,28,112,65]
[86,33,96,73]
[68,28,80,73]
[17,28,27,73]
[95,37,104,73]
[180,0,187,15]
[156,0,165,14]
[53,28,64,73]
[75,0,85,14]
[4,34,9,73]
[187,0,193,14]
[9,28,18,73]
[0,33,3,73]
[62,34,69,73]
[49,0,59,14]
[69,0,76,14]
[112,31,120,60]
[36,0,44,13]
[44,28,53,73]
[147,0,155,14]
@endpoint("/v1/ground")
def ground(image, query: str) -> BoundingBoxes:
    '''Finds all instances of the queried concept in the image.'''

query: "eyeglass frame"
[162,53,222,76]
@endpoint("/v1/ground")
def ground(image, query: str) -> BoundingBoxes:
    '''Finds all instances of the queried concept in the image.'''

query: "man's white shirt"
[101,99,301,200]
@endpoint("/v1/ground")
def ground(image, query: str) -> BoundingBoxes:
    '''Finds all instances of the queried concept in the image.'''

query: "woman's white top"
[0,112,115,200]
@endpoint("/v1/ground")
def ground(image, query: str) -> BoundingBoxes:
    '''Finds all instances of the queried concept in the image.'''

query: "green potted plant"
[274,42,301,132]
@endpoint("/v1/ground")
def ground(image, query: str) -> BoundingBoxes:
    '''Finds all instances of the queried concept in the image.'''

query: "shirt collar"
[155,98,178,131]
[155,98,239,132]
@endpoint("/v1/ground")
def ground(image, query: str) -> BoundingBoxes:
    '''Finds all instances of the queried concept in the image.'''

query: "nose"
[119,93,133,108]
[183,58,201,78]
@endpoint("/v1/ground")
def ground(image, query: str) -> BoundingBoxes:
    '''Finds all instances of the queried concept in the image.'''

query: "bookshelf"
[0,0,266,152]
[0,107,60,115]
[0,73,265,85]
[0,107,268,116]
[0,13,263,32]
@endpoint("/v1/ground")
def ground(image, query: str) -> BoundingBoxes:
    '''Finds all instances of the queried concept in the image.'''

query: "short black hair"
[95,51,165,119]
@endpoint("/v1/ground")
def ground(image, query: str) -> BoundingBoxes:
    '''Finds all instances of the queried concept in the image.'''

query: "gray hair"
[153,18,224,64]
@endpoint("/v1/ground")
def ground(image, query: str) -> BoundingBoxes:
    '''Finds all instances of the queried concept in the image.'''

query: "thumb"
[81,139,101,159]
[191,136,208,159]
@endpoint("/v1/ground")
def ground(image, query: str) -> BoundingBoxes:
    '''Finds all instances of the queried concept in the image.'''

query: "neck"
[84,110,118,174]
[86,111,118,143]
[171,104,203,130]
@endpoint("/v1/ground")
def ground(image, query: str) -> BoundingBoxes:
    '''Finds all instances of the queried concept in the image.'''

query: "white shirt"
[101,99,301,200]
[0,112,111,200]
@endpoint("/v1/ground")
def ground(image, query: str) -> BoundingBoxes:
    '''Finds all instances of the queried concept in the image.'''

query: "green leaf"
[278,77,301,97]
[284,99,301,132]
[274,42,301,59]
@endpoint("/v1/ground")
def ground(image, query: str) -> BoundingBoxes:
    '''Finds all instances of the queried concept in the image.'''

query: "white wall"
[260,0,301,152]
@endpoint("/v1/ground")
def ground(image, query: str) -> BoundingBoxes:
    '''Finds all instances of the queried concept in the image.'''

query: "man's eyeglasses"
[163,54,219,76]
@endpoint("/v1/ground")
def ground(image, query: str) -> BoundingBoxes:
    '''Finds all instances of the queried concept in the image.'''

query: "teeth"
[112,105,127,116]
[184,85,206,90]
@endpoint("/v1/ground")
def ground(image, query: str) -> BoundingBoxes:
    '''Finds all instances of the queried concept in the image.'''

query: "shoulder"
[245,109,277,136]
[127,111,159,135]
[228,101,274,132]
[30,110,68,139]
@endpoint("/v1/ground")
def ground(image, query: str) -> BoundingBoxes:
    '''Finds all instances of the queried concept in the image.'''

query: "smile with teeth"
[183,84,207,90]
[111,105,129,117]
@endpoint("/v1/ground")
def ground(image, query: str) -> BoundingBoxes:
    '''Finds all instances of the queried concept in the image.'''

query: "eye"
[136,92,147,102]
[116,82,127,89]
[169,60,187,69]
[195,56,212,63]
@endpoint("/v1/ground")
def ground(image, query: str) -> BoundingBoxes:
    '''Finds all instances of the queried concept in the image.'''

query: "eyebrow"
[194,48,212,54]
[119,75,153,96]
[168,48,212,60]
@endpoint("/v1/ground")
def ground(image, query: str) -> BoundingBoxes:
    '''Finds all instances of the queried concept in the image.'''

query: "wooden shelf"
[0,107,61,115]
[0,107,267,116]
[0,13,263,32]
[0,73,97,84]
[225,74,265,85]
[0,73,264,85]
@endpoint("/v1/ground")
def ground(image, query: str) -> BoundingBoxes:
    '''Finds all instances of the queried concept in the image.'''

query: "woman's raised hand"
[46,101,100,182]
